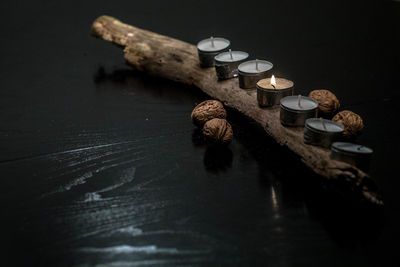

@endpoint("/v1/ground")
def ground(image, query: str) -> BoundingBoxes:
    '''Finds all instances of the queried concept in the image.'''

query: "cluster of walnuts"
[192,90,365,141]
[191,100,233,144]
[308,89,364,138]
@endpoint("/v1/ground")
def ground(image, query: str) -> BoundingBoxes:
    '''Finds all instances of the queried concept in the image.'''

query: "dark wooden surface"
[0,0,399,266]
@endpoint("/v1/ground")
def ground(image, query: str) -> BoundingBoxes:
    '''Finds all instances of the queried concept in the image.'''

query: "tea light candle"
[280,95,318,126]
[238,59,273,89]
[330,142,373,171]
[256,75,294,107]
[214,49,249,80]
[304,118,344,148]
[197,37,230,68]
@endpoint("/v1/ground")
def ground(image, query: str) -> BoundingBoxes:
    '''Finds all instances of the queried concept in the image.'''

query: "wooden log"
[90,15,383,206]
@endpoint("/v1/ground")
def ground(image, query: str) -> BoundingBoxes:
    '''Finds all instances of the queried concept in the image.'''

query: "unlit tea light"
[330,142,373,171]
[304,118,344,148]
[238,59,273,89]
[197,37,230,68]
[214,49,249,80]
[280,95,318,126]
[256,75,294,107]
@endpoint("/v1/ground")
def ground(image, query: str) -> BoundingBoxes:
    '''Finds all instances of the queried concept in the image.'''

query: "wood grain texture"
[90,15,383,206]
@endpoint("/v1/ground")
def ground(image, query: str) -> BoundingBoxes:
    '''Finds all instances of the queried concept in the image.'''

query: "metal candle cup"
[280,95,318,127]
[214,50,249,80]
[256,77,294,107]
[238,59,273,89]
[304,118,344,148]
[330,142,373,171]
[197,37,230,68]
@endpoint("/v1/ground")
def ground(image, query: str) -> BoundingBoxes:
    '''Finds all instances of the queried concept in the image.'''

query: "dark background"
[0,0,399,266]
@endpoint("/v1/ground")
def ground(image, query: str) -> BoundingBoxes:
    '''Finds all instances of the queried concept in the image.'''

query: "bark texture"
[91,15,383,206]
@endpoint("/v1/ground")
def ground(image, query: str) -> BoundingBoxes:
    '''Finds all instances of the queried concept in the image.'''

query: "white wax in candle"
[197,37,230,52]
[306,119,343,132]
[215,51,249,62]
[332,142,373,154]
[281,95,318,111]
[238,60,273,73]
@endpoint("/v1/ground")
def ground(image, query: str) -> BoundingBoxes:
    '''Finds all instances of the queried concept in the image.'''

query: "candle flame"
[270,75,276,86]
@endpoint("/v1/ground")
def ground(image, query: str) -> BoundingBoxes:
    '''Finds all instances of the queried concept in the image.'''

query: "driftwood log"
[91,15,383,206]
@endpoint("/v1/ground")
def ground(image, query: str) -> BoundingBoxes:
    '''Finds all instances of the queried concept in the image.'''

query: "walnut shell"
[191,100,227,127]
[202,118,233,144]
[332,110,364,137]
[309,89,340,116]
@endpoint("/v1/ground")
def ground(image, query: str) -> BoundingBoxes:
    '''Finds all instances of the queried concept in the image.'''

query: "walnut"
[202,118,233,144]
[191,100,227,127]
[309,89,340,116]
[332,110,364,137]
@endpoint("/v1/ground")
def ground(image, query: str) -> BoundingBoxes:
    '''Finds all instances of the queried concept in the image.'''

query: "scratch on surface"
[52,199,179,242]
[128,165,178,191]
[40,171,94,199]
[116,226,143,236]
[42,162,138,199]
[83,192,102,202]
[95,258,208,267]
[50,154,144,181]
[60,145,146,170]
[0,131,191,165]
[83,167,136,202]
[78,245,178,254]
[78,245,209,255]
[109,226,219,245]
[97,167,136,191]
[64,171,93,190]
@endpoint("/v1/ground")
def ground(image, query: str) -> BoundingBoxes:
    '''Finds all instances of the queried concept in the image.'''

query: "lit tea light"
[197,37,230,68]
[304,118,344,148]
[330,142,373,171]
[256,75,294,107]
[214,49,249,80]
[237,59,273,89]
[280,95,318,126]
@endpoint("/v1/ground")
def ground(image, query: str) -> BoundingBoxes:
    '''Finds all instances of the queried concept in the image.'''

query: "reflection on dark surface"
[94,66,206,101]
[203,144,233,173]
[191,128,206,147]
[94,66,125,84]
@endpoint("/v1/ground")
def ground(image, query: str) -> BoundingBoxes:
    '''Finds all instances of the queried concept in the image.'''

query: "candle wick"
[320,117,327,130]
[255,59,259,71]
[271,84,276,89]
[298,95,302,108]
[210,36,215,47]
[229,49,233,60]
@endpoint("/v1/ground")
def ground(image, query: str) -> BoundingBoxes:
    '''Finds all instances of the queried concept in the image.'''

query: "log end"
[91,15,114,39]
[91,15,131,47]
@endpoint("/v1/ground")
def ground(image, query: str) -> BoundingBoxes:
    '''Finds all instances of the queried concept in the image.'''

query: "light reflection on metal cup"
[214,50,249,80]
[238,59,273,89]
[330,142,373,171]
[303,118,344,148]
[197,37,230,68]
[280,95,318,127]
